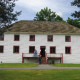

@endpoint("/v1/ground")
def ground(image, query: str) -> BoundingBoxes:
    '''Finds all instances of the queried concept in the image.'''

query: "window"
[29,46,35,53]
[0,34,4,41]
[13,46,19,53]
[14,35,20,41]
[48,35,53,41]
[65,36,71,42]
[50,46,56,54]
[65,47,71,54]
[30,35,35,41]
[0,46,4,53]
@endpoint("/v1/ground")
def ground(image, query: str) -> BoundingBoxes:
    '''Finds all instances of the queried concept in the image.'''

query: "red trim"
[29,35,35,41]
[40,46,46,49]
[65,46,71,54]
[40,46,46,52]
[48,57,61,59]
[50,46,56,54]
[0,45,4,53]
[13,46,19,54]
[29,46,35,54]
[47,35,53,42]
[40,46,46,57]
[65,36,71,42]
[14,35,20,41]
[0,34,4,41]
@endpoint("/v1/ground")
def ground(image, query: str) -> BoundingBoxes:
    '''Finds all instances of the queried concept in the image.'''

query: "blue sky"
[15,0,79,21]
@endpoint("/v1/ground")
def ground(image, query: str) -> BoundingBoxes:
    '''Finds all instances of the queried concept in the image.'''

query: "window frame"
[29,35,35,41]
[0,45,4,53]
[65,46,71,54]
[29,46,35,54]
[0,34,4,41]
[13,46,19,54]
[65,36,71,42]
[14,35,20,41]
[47,35,53,42]
[50,46,56,54]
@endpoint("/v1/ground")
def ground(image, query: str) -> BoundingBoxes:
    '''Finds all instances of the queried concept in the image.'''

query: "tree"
[0,0,21,28]
[71,0,80,20]
[67,17,80,28]
[34,7,63,21]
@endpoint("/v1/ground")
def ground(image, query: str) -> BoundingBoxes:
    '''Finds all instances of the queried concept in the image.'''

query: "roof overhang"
[4,32,80,35]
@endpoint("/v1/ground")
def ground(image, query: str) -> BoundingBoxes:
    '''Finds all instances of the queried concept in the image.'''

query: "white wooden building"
[0,21,80,64]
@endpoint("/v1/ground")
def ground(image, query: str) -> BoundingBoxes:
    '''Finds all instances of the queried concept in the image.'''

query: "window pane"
[50,47,55,53]
[0,34,4,40]
[29,46,35,53]
[14,46,19,53]
[66,36,70,42]
[14,35,19,41]
[66,47,71,54]
[0,46,3,53]
[30,35,35,41]
[48,35,53,41]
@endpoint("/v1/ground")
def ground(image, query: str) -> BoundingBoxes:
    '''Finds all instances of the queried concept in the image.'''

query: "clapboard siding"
[0,34,80,63]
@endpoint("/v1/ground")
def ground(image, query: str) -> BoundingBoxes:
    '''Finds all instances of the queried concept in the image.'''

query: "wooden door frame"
[40,46,46,57]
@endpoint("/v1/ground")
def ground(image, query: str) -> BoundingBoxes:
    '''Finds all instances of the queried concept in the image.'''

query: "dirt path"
[0,64,80,70]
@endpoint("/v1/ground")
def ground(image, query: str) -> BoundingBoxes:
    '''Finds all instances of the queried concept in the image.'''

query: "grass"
[0,63,38,68]
[53,63,80,67]
[0,70,80,80]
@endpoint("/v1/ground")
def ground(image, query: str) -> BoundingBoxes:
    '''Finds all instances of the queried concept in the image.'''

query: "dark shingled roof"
[5,20,80,34]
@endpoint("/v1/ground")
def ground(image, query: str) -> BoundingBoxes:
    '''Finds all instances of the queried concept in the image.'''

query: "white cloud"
[16,0,49,12]
[56,12,62,17]
[15,0,79,20]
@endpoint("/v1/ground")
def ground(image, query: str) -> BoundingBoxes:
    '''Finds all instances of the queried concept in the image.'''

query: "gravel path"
[0,64,80,70]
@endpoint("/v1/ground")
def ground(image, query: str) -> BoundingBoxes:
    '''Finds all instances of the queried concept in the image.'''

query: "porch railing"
[47,53,63,58]
[23,53,39,58]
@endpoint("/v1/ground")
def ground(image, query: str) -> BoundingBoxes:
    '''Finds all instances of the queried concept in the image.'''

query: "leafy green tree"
[67,17,80,28]
[0,0,21,28]
[71,0,80,20]
[34,7,63,21]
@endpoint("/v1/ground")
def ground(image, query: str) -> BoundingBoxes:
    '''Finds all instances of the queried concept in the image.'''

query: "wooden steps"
[41,57,47,64]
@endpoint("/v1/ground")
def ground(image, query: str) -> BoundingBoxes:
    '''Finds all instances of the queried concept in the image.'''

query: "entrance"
[40,46,46,57]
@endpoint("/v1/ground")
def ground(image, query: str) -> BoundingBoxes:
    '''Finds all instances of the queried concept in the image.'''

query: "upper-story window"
[0,34,4,41]
[65,36,71,42]
[48,35,53,41]
[14,35,20,41]
[65,47,71,54]
[13,46,19,53]
[50,46,56,54]
[0,46,4,53]
[30,35,35,41]
[29,46,35,53]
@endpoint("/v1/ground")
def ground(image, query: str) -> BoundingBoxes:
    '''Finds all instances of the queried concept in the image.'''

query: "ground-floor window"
[29,46,35,53]
[50,46,56,54]
[65,46,71,54]
[0,46,4,53]
[13,46,19,53]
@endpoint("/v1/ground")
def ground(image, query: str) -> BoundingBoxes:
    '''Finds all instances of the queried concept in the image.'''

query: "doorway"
[40,46,46,57]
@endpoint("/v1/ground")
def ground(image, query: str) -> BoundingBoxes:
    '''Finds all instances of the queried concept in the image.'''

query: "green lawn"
[0,63,38,68]
[0,70,80,80]
[53,63,80,67]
